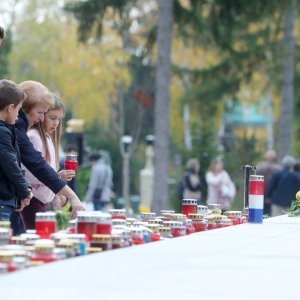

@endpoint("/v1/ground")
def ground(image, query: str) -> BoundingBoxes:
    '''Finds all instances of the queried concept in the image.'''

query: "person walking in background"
[0,26,4,46]
[267,155,300,217]
[0,80,32,229]
[84,150,113,211]
[16,81,85,227]
[205,158,236,211]
[256,149,282,216]
[21,95,75,229]
[178,158,202,203]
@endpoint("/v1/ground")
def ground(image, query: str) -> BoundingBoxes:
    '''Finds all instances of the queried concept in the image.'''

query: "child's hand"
[15,192,32,212]
[58,170,76,181]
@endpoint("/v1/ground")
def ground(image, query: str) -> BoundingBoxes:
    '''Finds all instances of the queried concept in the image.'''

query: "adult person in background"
[178,158,202,204]
[267,155,300,217]
[205,158,236,211]
[84,150,113,211]
[16,81,85,224]
[0,26,4,46]
[256,149,282,216]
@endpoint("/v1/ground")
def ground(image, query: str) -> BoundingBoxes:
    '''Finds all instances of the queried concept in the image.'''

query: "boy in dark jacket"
[0,79,33,222]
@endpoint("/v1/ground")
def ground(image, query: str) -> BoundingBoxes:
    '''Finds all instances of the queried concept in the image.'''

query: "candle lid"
[66,154,77,161]
[158,226,171,233]
[35,212,56,221]
[92,234,111,243]
[163,221,183,228]
[223,211,242,218]
[140,212,156,219]
[95,212,112,222]
[86,247,102,254]
[188,214,204,220]
[182,199,197,205]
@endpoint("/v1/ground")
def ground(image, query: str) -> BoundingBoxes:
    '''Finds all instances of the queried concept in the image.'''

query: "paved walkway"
[1,215,300,299]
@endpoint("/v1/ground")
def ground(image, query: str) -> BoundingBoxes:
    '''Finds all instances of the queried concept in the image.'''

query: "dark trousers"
[20,197,46,230]
[0,204,25,236]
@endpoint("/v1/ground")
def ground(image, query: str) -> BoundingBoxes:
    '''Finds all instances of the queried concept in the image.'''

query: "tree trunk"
[279,0,295,160]
[152,0,174,213]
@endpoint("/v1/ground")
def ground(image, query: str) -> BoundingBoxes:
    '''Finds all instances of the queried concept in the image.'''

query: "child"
[0,79,33,223]
[16,81,85,222]
[21,95,75,229]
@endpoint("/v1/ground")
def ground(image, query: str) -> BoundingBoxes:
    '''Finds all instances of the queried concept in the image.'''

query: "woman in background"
[205,158,236,211]
[178,158,202,203]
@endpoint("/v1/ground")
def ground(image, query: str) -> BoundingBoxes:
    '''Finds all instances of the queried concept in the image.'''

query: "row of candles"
[0,199,247,274]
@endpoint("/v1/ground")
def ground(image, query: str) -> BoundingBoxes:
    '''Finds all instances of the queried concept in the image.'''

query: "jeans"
[0,205,13,221]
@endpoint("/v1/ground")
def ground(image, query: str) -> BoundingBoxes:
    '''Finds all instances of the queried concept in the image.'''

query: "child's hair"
[0,79,27,110]
[185,158,200,173]
[34,94,65,169]
[19,80,54,114]
[208,158,223,172]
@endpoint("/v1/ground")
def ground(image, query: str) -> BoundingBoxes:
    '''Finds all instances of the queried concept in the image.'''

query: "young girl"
[20,95,75,230]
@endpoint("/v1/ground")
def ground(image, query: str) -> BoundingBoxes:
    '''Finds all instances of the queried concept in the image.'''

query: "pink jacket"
[23,129,56,204]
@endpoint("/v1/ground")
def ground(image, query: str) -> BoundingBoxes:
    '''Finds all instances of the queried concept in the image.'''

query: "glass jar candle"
[35,212,57,239]
[91,234,112,251]
[111,234,122,249]
[77,212,96,242]
[204,215,217,230]
[222,217,233,227]
[67,233,87,256]
[163,221,183,238]
[185,219,195,235]
[95,213,112,235]
[53,248,67,260]
[109,209,127,220]
[64,154,78,171]
[56,239,76,258]
[10,236,26,245]
[214,215,224,229]
[223,211,242,225]
[13,257,28,271]
[158,226,173,239]
[130,228,144,245]
[0,251,16,272]
[20,233,41,246]
[189,214,208,232]
[31,239,57,263]
[0,228,10,246]
[197,205,208,215]
[207,204,222,215]
[182,199,198,217]
[146,225,161,242]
